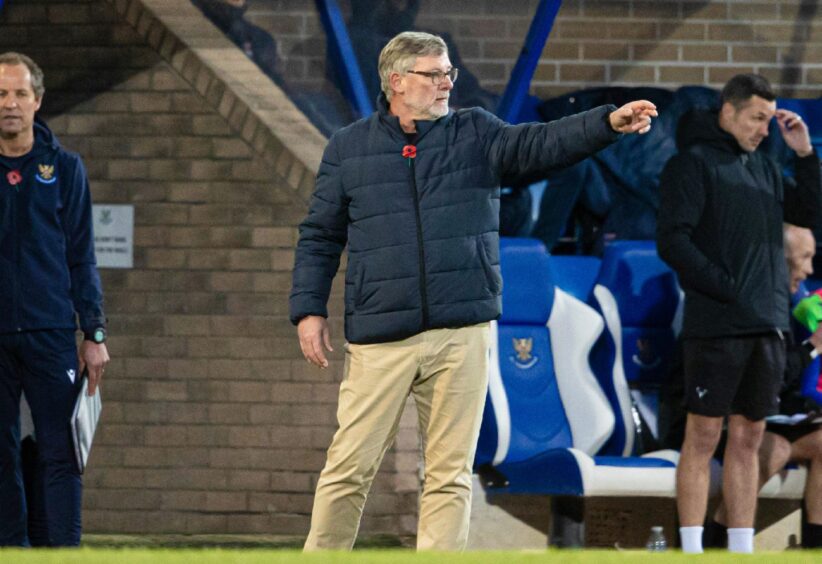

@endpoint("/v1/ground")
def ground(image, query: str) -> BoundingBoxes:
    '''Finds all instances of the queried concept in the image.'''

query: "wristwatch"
[85,327,107,344]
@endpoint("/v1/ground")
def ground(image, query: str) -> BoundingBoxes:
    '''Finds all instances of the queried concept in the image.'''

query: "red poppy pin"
[6,170,22,186]
[402,145,417,159]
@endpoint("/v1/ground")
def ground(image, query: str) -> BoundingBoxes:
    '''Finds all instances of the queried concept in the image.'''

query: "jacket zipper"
[10,178,20,330]
[408,158,429,330]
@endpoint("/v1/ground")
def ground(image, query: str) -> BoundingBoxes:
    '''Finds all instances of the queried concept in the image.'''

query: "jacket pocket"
[476,235,502,295]
[345,260,366,310]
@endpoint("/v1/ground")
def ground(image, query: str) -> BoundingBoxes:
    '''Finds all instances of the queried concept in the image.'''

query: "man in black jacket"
[657,74,821,553]
[291,31,657,551]
[659,225,822,549]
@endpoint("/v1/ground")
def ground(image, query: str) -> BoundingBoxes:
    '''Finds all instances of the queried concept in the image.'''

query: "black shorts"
[682,334,785,420]
[767,422,822,443]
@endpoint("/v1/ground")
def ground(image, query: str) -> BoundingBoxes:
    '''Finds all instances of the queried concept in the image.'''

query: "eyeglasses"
[407,68,459,85]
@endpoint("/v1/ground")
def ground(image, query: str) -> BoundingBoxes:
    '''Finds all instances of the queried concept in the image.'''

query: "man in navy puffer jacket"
[0,52,109,547]
[290,31,657,551]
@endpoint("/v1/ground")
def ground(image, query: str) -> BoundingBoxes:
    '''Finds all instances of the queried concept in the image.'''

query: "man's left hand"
[776,109,814,157]
[609,100,658,134]
[79,341,109,397]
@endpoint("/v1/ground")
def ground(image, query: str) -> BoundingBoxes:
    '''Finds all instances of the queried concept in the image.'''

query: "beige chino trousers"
[304,323,490,551]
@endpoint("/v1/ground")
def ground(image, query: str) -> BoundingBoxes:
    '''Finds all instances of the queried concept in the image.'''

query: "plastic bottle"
[646,526,667,552]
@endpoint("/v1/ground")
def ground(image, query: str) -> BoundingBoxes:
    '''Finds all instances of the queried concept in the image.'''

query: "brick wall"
[248,0,822,99]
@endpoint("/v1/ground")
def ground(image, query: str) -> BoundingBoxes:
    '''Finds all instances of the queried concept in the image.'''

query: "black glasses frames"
[407,68,459,85]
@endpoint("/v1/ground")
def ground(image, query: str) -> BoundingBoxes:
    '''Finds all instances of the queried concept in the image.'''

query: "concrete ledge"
[468,475,803,550]
[104,0,326,204]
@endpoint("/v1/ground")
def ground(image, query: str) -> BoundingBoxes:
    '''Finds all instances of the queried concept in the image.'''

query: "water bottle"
[646,526,667,552]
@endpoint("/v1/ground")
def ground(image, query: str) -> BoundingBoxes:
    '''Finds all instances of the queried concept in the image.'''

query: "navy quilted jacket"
[0,118,105,335]
[290,96,619,344]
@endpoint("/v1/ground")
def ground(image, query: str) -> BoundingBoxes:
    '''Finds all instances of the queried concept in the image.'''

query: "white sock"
[680,526,703,553]
[727,527,754,553]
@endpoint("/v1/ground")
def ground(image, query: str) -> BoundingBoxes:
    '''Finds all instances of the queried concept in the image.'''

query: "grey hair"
[0,52,45,99]
[378,31,447,102]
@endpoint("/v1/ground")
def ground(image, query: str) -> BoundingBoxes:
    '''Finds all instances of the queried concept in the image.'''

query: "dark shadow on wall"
[0,1,161,119]
[781,0,818,96]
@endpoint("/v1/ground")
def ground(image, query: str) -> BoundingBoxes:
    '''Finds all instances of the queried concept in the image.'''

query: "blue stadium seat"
[548,255,601,303]
[476,238,679,497]
[590,241,682,455]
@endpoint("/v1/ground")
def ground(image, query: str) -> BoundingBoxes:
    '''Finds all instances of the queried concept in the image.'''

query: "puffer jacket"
[0,117,105,335]
[657,109,821,339]
[290,95,620,344]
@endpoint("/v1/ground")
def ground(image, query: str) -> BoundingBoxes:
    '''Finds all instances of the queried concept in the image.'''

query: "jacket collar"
[0,116,59,169]
[376,93,453,143]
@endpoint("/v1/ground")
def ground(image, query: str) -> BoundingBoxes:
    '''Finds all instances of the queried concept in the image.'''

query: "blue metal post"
[315,0,374,119]
[497,0,562,123]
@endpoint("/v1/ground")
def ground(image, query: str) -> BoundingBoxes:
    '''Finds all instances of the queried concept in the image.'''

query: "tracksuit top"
[0,117,105,335]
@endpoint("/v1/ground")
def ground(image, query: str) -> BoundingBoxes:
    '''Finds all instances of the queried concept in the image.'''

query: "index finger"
[631,99,657,111]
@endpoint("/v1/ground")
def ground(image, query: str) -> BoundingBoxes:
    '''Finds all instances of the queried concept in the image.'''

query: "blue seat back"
[548,255,602,302]
[590,241,681,455]
[476,238,573,466]
[595,241,680,387]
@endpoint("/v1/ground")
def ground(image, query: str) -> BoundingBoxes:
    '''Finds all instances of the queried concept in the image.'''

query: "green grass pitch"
[2,549,822,563]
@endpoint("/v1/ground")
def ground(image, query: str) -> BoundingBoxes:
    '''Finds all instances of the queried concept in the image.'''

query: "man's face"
[399,53,454,121]
[720,95,776,152]
[0,63,41,139]
[786,229,816,294]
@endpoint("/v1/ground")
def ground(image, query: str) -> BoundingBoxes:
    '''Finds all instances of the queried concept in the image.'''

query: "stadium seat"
[548,255,601,303]
[475,237,806,505]
[475,238,679,497]
[589,241,682,455]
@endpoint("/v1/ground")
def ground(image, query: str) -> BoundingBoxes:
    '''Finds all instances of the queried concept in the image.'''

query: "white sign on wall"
[93,204,134,269]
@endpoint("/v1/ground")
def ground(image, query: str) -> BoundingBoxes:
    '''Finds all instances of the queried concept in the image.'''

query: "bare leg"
[722,415,766,528]
[714,431,791,525]
[677,413,724,526]
[789,429,822,524]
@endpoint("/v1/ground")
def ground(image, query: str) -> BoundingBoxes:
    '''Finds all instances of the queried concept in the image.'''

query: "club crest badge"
[510,337,539,369]
[631,338,661,369]
[36,164,56,184]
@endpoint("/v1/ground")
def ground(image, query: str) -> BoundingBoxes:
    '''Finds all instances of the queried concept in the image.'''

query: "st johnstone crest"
[509,337,539,369]
[36,164,56,184]
[631,337,661,369]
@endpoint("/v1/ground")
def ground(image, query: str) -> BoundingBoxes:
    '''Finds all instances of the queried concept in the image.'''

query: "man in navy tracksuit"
[0,52,109,547]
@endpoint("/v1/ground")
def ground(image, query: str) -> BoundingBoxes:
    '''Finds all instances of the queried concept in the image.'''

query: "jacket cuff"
[600,104,621,139]
[79,312,107,335]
